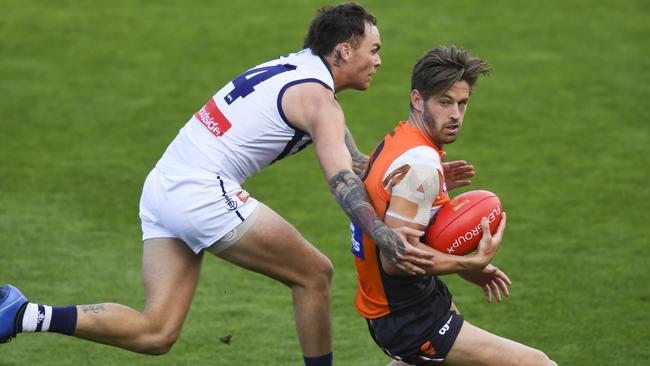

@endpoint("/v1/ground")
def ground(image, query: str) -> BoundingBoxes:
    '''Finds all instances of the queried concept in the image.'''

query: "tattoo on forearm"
[350,153,369,177]
[329,170,404,262]
[80,304,106,314]
[344,128,369,177]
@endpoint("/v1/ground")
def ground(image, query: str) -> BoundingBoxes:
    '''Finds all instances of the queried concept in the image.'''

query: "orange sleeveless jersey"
[352,122,450,319]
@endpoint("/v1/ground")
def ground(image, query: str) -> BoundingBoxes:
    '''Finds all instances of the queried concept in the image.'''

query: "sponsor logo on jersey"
[195,98,232,137]
[236,191,250,203]
[224,194,238,211]
[350,222,365,260]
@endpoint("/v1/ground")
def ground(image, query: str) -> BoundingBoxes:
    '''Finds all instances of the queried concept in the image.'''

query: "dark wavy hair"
[411,46,491,105]
[303,2,377,57]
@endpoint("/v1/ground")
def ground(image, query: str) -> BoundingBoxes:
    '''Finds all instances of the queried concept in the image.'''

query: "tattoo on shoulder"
[80,304,106,314]
[329,170,405,261]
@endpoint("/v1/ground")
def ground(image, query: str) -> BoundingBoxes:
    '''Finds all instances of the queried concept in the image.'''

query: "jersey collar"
[396,121,446,161]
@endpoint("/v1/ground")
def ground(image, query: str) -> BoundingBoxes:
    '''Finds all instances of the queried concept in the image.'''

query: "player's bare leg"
[384,301,554,366]
[385,321,557,366]
[73,238,203,354]
[444,320,557,366]
[210,202,333,358]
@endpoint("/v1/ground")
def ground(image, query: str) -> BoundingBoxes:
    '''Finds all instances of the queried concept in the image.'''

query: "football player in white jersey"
[0,3,473,365]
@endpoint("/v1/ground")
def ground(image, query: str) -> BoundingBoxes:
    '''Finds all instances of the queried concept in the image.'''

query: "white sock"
[21,303,53,333]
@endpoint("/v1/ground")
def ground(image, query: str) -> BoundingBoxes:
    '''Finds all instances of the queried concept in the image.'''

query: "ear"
[336,42,353,61]
[411,89,424,112]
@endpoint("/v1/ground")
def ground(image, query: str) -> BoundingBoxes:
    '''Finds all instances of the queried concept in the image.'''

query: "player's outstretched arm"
[328,170,431,274]
[280,82,434,274]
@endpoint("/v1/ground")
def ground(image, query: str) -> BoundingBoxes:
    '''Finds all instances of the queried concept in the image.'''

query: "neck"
[406,112,443,150]
[323,54,347,93]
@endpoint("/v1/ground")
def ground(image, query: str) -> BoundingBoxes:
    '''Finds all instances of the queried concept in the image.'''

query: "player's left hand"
[443,160,475,191]
[459,264,511,303]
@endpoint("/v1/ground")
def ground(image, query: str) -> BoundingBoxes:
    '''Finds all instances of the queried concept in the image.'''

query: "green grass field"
[1,0,648,365]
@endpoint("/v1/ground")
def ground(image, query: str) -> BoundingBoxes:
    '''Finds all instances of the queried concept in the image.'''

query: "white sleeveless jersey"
[155,49,335,184]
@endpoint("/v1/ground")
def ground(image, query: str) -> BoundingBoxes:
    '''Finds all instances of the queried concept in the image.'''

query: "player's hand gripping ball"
[425,190,502,255]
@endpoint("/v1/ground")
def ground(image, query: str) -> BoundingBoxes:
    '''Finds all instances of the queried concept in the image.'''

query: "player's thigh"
[444,320,548,366]
[142,238,203,327]
[209,202,332,286]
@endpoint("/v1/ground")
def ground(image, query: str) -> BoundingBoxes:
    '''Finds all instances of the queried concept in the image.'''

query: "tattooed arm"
[279,83,433,272]
[328,170,402,262]
[329,169,432,273]
[344,127,369,177]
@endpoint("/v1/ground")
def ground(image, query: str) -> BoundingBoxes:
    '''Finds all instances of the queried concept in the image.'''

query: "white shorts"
[139,167,258,253]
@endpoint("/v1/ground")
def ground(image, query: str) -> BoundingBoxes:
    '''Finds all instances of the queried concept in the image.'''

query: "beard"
[422,104,458,147]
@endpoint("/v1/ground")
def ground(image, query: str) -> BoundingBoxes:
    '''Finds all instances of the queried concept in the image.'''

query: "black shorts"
[367,308,464,365]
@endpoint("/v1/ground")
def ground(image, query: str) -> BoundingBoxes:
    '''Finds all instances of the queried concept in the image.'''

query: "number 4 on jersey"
[224,63,297,105]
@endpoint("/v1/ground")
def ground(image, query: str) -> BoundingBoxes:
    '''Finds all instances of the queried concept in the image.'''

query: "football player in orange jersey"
[354,46,557,366]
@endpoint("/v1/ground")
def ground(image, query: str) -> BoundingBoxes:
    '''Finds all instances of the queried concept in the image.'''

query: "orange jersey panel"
[352,122,450,318]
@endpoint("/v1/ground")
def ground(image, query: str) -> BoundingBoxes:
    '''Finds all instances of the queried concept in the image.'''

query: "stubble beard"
[421,105,445,148]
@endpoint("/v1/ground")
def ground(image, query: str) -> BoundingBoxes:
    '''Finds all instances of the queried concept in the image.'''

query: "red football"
[424,190,503,255]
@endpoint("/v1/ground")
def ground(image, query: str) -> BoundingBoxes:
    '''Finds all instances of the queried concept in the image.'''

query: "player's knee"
[143,333,179,355]
[140,327,181,355]
[311,255,334,288]
[320,255,334,283]
[300,254,333,290]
